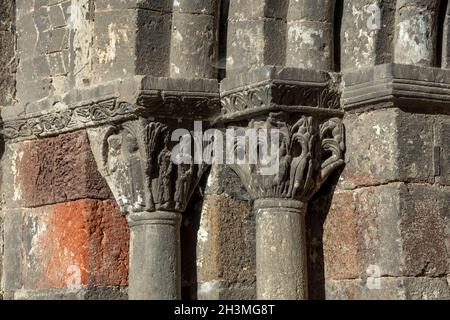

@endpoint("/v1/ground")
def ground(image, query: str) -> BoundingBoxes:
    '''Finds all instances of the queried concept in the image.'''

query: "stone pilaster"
[219,67,345,300]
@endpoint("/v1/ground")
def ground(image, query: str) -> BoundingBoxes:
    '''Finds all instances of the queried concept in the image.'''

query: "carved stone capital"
[220,67,345,203]
[228,112,345,202]
[88,117,207,214]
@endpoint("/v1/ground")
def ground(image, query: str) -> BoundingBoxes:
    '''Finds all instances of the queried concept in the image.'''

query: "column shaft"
[127,211,182,300]
[254,199,308,300]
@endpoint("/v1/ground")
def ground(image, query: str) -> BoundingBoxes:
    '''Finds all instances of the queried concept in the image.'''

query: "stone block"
[10,130,112,208]
[197,280,255,300]
[2,209,24,296]
[357,277,450,300]
[436,118,450,185]
[95,0,171,11]
[353,184,404,277]
[19,199,129,290]
[353,183,449,278]
[399,184,449,277]
[173,0,218,15]
[339,108,434,190]
[93,9,171,82]
[287,0,334,21]
[229,0,288,20]
[204,165,250,201]
[325,279,358,300]
[323,191,358,281]
[13,286,128,300]
[196,195,255,289]
[169,13,218,78]
[48,4,67,28]
[226,19,286,73]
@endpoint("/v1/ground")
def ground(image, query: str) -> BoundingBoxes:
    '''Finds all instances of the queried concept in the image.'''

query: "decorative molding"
[343,63,450,112]
[2,98,139,141]
[2,90,221,142]
[220,81,341,122]
[137,90,220,119]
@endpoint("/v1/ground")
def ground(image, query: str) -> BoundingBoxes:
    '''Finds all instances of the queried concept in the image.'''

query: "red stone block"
[22,199,129,290]
[17,130,112,207]
[323,191,358,280]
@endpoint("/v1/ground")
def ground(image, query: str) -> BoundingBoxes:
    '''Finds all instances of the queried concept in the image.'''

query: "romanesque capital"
[232,112,345,202]
[88,118,206,214]
[84,77,220,216]
[220,67,346,202]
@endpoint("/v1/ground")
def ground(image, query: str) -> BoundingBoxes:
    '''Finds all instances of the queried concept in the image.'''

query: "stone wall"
[0,0,449,300]
[0,0,16,106]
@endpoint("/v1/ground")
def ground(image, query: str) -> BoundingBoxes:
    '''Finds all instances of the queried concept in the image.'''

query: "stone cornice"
[219,67,343,123]
[343,63,450,113]
[1,76,220,142]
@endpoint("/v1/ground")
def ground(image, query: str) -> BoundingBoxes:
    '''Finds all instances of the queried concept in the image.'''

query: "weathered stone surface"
[196,195,255,290]
[203,165,250,201]
[286,0,335,70]
[394,0,439,67]
[323,191,358,281]
[325,279,358,300]
[357,277,450,300]
[127,210,182,300]
[169,13,218,79]
[399,184,449,277]
[436,118,450,185]
[3,199,129,293]
[340,0,395,71]
[93,9,171,83]
[339,108,434,190]
[228,0,289,20]
[353,184,404,277]
[15,0,94,104]
[13,131,112,208]
[226,0,287,74]
[351,183,449,278]
[255,199,308,299]
[0,4,16,106]
[13,286,128,300]
[2,209,24,298]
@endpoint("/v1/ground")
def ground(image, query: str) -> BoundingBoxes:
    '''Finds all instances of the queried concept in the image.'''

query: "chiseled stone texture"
[3,130,112,208]
[93,4,172,83]
[326,277,450,300]
[226,0,287,73]
[13,286,128,300]
[193,165,255,300]
[2,199,129,297]
[196,195,255,299]
[0,0,16,106]
[340,0,395,71]
[323,191,359,281]
[15,0,94,104]
[436,118,450,186]
[339,108,435,190]
[323,182,450,299]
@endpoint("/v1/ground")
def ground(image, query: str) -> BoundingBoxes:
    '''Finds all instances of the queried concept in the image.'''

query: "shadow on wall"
[180,169,209,300]
[306,167,343,300]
